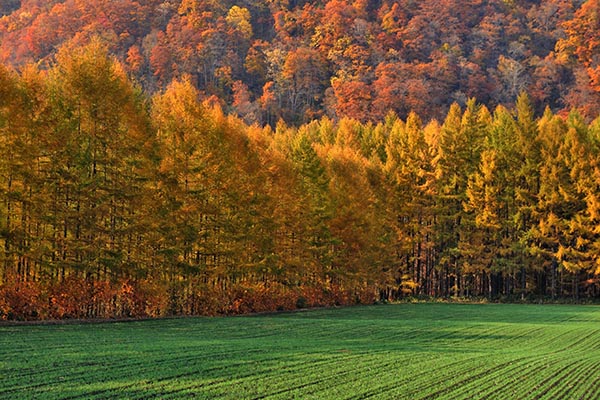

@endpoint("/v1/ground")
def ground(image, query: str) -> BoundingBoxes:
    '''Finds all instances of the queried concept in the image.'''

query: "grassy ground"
[1,303,600,399]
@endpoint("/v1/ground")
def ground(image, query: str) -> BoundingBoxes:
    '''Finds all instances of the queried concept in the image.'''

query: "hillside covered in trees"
[1,0,600,126]
[1,40,600,320]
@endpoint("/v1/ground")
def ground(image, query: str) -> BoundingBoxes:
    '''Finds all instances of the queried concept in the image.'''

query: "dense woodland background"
[1,0,600,320]
[1,0,600,124]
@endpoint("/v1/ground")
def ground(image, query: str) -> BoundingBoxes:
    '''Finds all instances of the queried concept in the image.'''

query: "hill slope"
[1,0,599,123]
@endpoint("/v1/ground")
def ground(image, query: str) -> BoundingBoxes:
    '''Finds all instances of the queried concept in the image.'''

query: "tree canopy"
[1,0,599,125]
[1,42,600,320]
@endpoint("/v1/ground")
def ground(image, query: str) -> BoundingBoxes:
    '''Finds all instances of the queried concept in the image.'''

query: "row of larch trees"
[1,42,600,320]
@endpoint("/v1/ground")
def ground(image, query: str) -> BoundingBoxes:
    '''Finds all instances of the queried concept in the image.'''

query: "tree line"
[1,42,600,320]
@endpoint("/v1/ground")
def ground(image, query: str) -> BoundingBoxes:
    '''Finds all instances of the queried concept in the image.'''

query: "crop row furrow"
[422,362,516,399]
[547,356,600,400]
[421,326,502,349]
[536,354,600,400]
[59,352,362,399]
[398,355,501,398]
[558,329,600,352]
[0,339,163,362]
[0,329,155,344]
[443,353,560,400]
[355,352,492,399]
[517,357,583,400]
[133,353,357,399]
[583,373,600,400]
[55,356,290,400]
[1,346,271,397]
[368,355,489,399]
[249,354,408,399]
[0,343,267,385]
[410,353,548,400]
[587,331,600,351]
[156,353,372,399]
[406,360,504,399]
[461,325,545,356]
[576,356,600,400]
[494,326,546,348]
[432,324,528,352]
[531,327,581,353]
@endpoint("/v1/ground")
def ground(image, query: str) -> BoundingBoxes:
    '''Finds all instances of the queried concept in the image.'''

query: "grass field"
[1,303,600,399]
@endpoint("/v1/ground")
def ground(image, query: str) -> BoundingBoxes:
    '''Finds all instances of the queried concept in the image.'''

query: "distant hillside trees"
[1,0,600,124]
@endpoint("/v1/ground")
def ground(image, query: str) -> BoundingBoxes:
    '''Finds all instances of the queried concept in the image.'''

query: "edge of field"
[3,297,600,326]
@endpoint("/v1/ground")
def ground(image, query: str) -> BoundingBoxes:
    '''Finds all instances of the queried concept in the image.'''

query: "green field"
[1,303,600,399]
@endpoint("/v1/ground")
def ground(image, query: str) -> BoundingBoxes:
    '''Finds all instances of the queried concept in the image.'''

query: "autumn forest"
[1,0,600,320]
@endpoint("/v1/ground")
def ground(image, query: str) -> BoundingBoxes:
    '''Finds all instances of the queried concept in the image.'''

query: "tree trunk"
[521,266,526,300]
[551,259,557,299]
